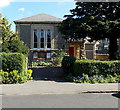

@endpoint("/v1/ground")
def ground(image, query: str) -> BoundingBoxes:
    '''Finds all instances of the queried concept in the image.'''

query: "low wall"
[29,66,64,80]
[95,54,109,60]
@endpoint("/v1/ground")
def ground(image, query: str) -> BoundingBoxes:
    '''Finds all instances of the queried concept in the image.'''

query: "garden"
[29,49,66,67]
[0,14,33,84]
[0,53,32,84]
[62,56,120,84]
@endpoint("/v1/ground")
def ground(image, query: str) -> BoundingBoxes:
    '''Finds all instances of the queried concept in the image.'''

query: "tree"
[59,2,120,60]
[0,13,2,51]
[0,14,29,55]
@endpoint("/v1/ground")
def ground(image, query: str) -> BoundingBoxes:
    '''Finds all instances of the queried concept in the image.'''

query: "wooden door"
[69,47,74,56]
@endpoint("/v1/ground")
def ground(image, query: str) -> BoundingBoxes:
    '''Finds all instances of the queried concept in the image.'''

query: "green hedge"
[0,52,28,75]
[62,56,76,75]
[73,60,120,77]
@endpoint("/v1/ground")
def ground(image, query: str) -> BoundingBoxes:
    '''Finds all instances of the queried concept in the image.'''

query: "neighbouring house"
[118,38,120,58]
[14,13,103,61]
[95,39,109,60]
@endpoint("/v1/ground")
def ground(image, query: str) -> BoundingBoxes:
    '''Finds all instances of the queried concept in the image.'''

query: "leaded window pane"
[34,30,38,48]
[40,29,44,48]
[47,30,51,48]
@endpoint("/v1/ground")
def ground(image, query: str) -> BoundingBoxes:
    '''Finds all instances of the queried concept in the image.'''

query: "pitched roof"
[14,13,63,23]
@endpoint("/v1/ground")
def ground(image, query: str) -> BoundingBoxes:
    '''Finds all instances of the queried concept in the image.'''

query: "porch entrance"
[69,47,74,56]
[68,42,82,59]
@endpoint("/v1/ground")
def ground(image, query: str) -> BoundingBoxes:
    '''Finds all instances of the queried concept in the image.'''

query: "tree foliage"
[0,14,29,55]
[59,2,120,60]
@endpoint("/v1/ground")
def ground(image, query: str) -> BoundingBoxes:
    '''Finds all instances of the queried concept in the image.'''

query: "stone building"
[14,13,95,61]
[118,38,120,58]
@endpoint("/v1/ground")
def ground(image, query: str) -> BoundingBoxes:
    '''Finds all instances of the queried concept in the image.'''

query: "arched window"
[47,30,51,48]
[40,29,44,48]
[33,30,38,48]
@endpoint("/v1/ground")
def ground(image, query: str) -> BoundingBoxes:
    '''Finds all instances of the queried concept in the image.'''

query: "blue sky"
[0,2,76,31]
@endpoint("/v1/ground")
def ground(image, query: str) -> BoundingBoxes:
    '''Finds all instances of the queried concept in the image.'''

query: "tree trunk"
[109,37,118,60]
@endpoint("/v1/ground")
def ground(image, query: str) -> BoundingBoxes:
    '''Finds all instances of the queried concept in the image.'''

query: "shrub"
[31,60,53,67]
[62,56,76,75]
[66,73,119,84]
[0,69,33,84]
[27,69,33,80]
[0,52,28,75]
[73,60,120,77]
[51,49,66,65]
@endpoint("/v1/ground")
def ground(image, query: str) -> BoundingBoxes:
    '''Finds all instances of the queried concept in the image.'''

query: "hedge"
[73,60,120,77]
[0,52,28,75]
[0,69,32,84]
[62,56,76,76]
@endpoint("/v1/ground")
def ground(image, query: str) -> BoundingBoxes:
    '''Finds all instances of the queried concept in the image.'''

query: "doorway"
[69,47,74,56]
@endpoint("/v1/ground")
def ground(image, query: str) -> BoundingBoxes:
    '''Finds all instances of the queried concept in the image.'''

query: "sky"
[0,0,76,31]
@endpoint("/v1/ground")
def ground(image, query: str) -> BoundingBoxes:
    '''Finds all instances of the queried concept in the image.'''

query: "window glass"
[40,29,44,48]
[34,30,38,48]
[47,30,51,48]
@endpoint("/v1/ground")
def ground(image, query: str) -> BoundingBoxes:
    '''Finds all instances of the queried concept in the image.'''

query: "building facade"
[14,13,96,61]
[14,13,66,61]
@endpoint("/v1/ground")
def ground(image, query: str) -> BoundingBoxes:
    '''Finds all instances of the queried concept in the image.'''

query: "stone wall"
[95,54,109,60]
[30,66,64,80]
[16,23,66,61]
[18,24,31,48]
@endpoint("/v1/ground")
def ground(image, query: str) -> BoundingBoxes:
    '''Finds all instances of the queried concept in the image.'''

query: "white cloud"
[14,0,73,2]
[0,0,15,8]
[0,0,73,8]
[18,8,25,11]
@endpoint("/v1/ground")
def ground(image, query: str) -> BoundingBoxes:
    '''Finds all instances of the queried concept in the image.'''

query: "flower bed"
[66,73,120,84]
[62,57,120,83]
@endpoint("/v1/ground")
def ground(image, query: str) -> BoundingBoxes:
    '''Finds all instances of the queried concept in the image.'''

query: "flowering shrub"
[66,73,120,84]
[0,69,33,84]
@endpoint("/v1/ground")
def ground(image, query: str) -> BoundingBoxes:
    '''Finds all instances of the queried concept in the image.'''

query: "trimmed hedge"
[73,60,120,77]
[0,52,28,75]
[62,56,76,75]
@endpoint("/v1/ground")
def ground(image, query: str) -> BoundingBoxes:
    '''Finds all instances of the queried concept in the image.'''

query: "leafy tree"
[0,14,29,55]
[0,13,2,51]
[59,2,120,60]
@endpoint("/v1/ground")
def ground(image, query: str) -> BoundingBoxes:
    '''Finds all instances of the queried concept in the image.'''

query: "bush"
[0,52,28,75]
[51,49,66,65]
[73,60,120,77]
[0,69,33,84]
[27,69,33,80]
[62,56,76,75]
[31,60,53,67]
[66,73,120,84]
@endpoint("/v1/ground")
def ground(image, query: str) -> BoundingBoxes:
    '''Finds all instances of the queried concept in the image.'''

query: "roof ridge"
[14,13,63,23]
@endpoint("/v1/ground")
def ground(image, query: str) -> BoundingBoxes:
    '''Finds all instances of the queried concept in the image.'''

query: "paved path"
[0,80,119,96]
